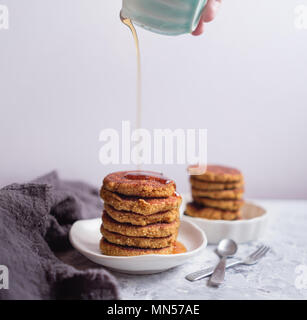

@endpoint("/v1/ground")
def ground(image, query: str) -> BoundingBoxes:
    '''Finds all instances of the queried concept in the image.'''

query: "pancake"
[100,238,173,256]
[103,171,176,198]
[102,211,180,238]
[190,165,243,183]
[190,177,244,191]
[100,187,182,215]
[191,187,244,200]
[101,226,176,249]
[104,204,179,226]
[193,196,244,210]
[185,202,241,220]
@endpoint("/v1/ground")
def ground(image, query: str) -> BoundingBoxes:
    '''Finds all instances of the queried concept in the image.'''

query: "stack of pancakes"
[99,171,182,256]
[185,165,244,220]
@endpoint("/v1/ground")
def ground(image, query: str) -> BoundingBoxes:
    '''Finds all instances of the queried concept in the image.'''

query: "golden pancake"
[193,196,244,210]
[103,171,176,198]
[185,202,241,220]
[100,187,182,215]
[100,238,173,256]
[191,187,244,200]
[104,204,179,226]
[102,211,180,238]
[190,177,244,191]
[190,164,243,182]
[101,226,176,249]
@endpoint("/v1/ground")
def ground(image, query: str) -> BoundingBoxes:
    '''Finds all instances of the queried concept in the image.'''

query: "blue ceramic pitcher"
[121,0,208,36]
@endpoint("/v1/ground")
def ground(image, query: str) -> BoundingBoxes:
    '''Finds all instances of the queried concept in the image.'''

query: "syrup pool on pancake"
[123,171,172,185]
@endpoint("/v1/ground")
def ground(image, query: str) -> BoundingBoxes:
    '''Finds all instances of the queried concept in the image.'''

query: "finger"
[192,20,204,36]
[202,0,222,23]
[191,0,221,36]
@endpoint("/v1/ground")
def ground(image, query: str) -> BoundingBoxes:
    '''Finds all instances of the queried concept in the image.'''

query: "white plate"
[182,199,268,244]
[69,218,207,274]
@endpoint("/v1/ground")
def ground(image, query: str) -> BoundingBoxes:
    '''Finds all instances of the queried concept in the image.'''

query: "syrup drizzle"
[119,18,184,253]
[121,13,142,169]
[124,171,171,185]
[120,14,141,131]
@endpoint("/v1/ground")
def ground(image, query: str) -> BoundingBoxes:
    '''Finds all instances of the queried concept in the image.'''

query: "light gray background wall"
[0,0,306,198]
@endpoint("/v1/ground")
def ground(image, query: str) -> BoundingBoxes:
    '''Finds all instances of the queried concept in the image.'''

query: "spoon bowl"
[217,239,238,257]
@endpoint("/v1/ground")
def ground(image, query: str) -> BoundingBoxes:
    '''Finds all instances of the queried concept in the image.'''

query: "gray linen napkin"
[0,171,119,300]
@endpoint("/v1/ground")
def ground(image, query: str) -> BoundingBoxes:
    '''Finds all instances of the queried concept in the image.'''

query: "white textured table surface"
[112,200,307,300]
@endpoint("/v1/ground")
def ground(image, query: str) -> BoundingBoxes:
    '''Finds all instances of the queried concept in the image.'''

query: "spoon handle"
[209,257,227,286]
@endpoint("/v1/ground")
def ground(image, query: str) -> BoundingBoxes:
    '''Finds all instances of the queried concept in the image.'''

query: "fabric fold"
[0,171,119,300]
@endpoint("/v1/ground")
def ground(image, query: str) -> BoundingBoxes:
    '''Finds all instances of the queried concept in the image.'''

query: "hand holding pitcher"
[121,0,221,36]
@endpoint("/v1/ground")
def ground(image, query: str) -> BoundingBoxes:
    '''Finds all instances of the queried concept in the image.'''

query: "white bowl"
[182,200,268,244]
[69,218,207,274]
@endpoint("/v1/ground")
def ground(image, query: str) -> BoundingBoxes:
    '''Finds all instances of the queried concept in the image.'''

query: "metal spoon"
[209,239,238,287]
